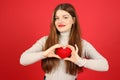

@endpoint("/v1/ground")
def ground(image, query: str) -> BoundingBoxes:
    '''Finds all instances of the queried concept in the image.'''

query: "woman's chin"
[57,29,70,33]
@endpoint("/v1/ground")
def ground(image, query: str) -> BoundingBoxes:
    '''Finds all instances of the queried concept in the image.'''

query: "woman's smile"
[58,24,66,27]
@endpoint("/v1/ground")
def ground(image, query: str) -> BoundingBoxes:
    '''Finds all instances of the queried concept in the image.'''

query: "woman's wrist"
[75,58,86,67]
[41,51,47,59]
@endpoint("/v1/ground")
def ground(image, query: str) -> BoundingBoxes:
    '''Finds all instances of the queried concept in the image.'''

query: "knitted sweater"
[20,31,109,80]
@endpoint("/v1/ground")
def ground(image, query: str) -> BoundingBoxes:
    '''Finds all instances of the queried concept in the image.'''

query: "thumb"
[64,58,72,62]
[52,54,61,59]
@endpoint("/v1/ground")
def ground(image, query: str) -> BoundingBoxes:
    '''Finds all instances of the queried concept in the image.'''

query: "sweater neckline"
[60,30,70,37]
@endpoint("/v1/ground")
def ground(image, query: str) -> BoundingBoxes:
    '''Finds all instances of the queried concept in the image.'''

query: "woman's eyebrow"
[55,14,69,17]
[63,14,69,17]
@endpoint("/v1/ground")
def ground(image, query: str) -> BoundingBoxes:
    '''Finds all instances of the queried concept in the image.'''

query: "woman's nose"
[58,18,63,23]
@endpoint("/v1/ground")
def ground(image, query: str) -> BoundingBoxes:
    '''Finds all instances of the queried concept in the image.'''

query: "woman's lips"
[58,24,66,27]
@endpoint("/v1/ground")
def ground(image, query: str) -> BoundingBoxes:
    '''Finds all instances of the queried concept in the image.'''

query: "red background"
[0,0,120,80]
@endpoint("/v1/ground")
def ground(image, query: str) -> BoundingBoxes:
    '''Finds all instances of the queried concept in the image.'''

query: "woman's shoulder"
[81,38,93,48]
[39,35,48,40]
[37,35,48,43]
[81,38,95,57]
[81,38,90,45]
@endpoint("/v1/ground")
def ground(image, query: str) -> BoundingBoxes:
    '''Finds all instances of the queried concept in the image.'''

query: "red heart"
[55,47,72,59]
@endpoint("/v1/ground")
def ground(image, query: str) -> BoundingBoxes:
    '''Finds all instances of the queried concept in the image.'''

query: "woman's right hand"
[43,44,62,59]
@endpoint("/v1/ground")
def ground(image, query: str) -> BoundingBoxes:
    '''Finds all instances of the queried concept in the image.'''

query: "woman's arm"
[20,36,47,66]
[80,40,109,71]
[20,36,62,66]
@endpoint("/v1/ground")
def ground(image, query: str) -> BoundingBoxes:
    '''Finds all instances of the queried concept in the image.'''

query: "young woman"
[20,3,109,80]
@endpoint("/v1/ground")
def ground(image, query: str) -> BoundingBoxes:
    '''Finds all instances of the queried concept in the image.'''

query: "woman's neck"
[60,30,70,37]
[59,30,70,46]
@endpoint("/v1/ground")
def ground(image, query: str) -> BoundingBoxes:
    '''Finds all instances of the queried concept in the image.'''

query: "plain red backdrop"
[0,0,120,80]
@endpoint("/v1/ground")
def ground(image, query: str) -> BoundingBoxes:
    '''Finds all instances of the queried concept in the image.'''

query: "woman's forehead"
[55,10,70,17]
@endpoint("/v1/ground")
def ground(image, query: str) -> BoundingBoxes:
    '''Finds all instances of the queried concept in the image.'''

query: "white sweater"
[20,31,109,80]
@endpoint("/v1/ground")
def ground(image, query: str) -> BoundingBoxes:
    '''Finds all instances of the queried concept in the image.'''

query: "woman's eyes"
[64,17,68,19]
[55,17,68,20]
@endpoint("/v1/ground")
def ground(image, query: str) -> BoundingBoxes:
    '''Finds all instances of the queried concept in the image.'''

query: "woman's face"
[55,10,74,32]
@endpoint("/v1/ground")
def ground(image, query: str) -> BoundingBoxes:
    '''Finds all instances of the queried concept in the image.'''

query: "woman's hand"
[43,44,62,59]
[64,44,80,63]
[64,44,86,67]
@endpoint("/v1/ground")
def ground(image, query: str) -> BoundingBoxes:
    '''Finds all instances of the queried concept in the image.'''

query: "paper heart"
[55,47,72,59]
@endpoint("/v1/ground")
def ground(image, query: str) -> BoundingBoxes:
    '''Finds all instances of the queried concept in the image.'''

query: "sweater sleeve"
[20,36,48,66]
[77,40,109,71]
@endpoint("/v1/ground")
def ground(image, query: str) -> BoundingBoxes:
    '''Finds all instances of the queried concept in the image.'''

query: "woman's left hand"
[64,44,80,63]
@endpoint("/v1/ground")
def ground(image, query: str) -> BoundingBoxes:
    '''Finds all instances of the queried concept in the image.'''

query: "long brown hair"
[41,3,83,75]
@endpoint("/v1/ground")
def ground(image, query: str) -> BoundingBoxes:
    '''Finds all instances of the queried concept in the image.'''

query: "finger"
[64,58,72,62]
[51,54,61,59]
[54,44,63,49]
[64,58,75,63]
[49,44,62,52]
[66,45,74,50]
[75,44,78,53]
